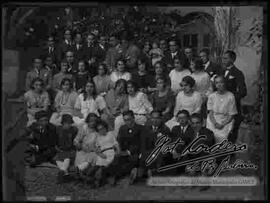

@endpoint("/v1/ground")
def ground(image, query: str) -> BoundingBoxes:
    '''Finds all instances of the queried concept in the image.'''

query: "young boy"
[24,110,57,167]
[55,114,78,183]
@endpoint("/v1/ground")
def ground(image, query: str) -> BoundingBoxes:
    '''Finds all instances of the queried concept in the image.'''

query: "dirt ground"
[24,164,264,201]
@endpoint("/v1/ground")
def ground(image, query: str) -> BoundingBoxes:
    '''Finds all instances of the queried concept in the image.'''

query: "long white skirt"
[206,114,234,144]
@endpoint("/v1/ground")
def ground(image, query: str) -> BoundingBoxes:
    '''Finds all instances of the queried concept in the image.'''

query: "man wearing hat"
[24,110,58,167]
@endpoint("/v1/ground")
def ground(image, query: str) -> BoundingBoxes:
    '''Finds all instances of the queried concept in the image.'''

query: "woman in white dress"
[166,76,203,130]
[110,59,131,84]
[73,81,108,126]
[50,78,78,126]
[190,58,213,118]
[206,75,237,143]
[73,113,99,173]
[24,78,50,126]
[114,80,153,135]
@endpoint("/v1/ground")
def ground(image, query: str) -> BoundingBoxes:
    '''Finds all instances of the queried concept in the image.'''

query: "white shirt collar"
[226,65,234,70]
[204,61,210,69]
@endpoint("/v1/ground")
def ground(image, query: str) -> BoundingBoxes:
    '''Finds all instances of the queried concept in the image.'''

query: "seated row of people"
[23,108,218,187]
[25,73,237,146]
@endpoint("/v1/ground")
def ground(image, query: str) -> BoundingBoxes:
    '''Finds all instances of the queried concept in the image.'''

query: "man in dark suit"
[199,48,222,80]
[170,110,195,175]
[71,32,85,61]
[58,29,73,62]
[222,50,247,144]
[42,36,60,65]
[84,33,98,77]
[93,35,108,64]
[161,39,186,73]
[142,111,171,177]
[104,110,146,185]
[105,34,122,73]
[190,113,215,158]
[65,51,78,75]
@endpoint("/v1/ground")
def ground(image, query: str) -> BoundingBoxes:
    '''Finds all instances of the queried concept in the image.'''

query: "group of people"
[21,14,247,187]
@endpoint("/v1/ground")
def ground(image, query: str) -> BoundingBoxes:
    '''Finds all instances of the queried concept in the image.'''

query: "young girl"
[55,114,78,183]
[92,120,119,187]
[74,60,91,93]
[73,81,108,126]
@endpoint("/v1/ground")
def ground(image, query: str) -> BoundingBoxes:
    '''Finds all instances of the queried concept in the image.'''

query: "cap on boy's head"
[35,110,48,120]
[61,114,74,124]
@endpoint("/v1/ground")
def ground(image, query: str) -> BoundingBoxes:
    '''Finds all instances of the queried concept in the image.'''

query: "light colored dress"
[110,71,131,84]
[191,71,213,99]
[24,90,50,126]
[73,94,107,125]
[95,131,118,166]
[114,91,153,135]
[74,124,99,167]
[206,91,237,143]
[166,90,203,130]
[49,90,78,126]
[169,69,191,94]
[93,75,114,95]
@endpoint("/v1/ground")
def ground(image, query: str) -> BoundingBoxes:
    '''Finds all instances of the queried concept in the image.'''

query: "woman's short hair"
[60,78,73,89]
[191,58,204,71]
[213,74,227,90]
[114,79,127,92]
[98,63,108,74]
[96,119,109,131]
[30,78,44,90]
[126,80,139,92]
[122,110,135,118]
[182,76,196,88]
[174,56,188,69]
[85,113,98,124]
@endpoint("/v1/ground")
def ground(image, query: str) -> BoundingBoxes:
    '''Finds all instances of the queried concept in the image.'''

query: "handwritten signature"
[145,135,258,176]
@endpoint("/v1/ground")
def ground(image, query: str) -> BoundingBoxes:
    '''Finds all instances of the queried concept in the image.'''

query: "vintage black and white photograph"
[2,2,268,201]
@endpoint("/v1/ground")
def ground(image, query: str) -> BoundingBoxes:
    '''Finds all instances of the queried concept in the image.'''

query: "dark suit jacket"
[117,123,146,167]
[204,61,222,78]
[93,44,108,63]
[161,50,187,73]
[71,43,87,60]
[170,125,195,154]
[41,46,60,65]
[58,41,73,61]
[189,127,215,159]
[223,65,247,113]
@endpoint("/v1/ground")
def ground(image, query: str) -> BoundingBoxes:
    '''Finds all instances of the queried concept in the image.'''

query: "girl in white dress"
[73,113,99,173]
[166,76,203,130]
[206,75,237,143]
[114,80,153,135]
[73,81,108,126]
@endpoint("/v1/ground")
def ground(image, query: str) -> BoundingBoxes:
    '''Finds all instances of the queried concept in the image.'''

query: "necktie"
[225,70,230,77]
[181,127,184,135]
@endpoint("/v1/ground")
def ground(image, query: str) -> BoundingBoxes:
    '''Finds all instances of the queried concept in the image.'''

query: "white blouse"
[173,91,203,116]
[110,71,131,83]
[129,92,153,115]
[75,94,107,118]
